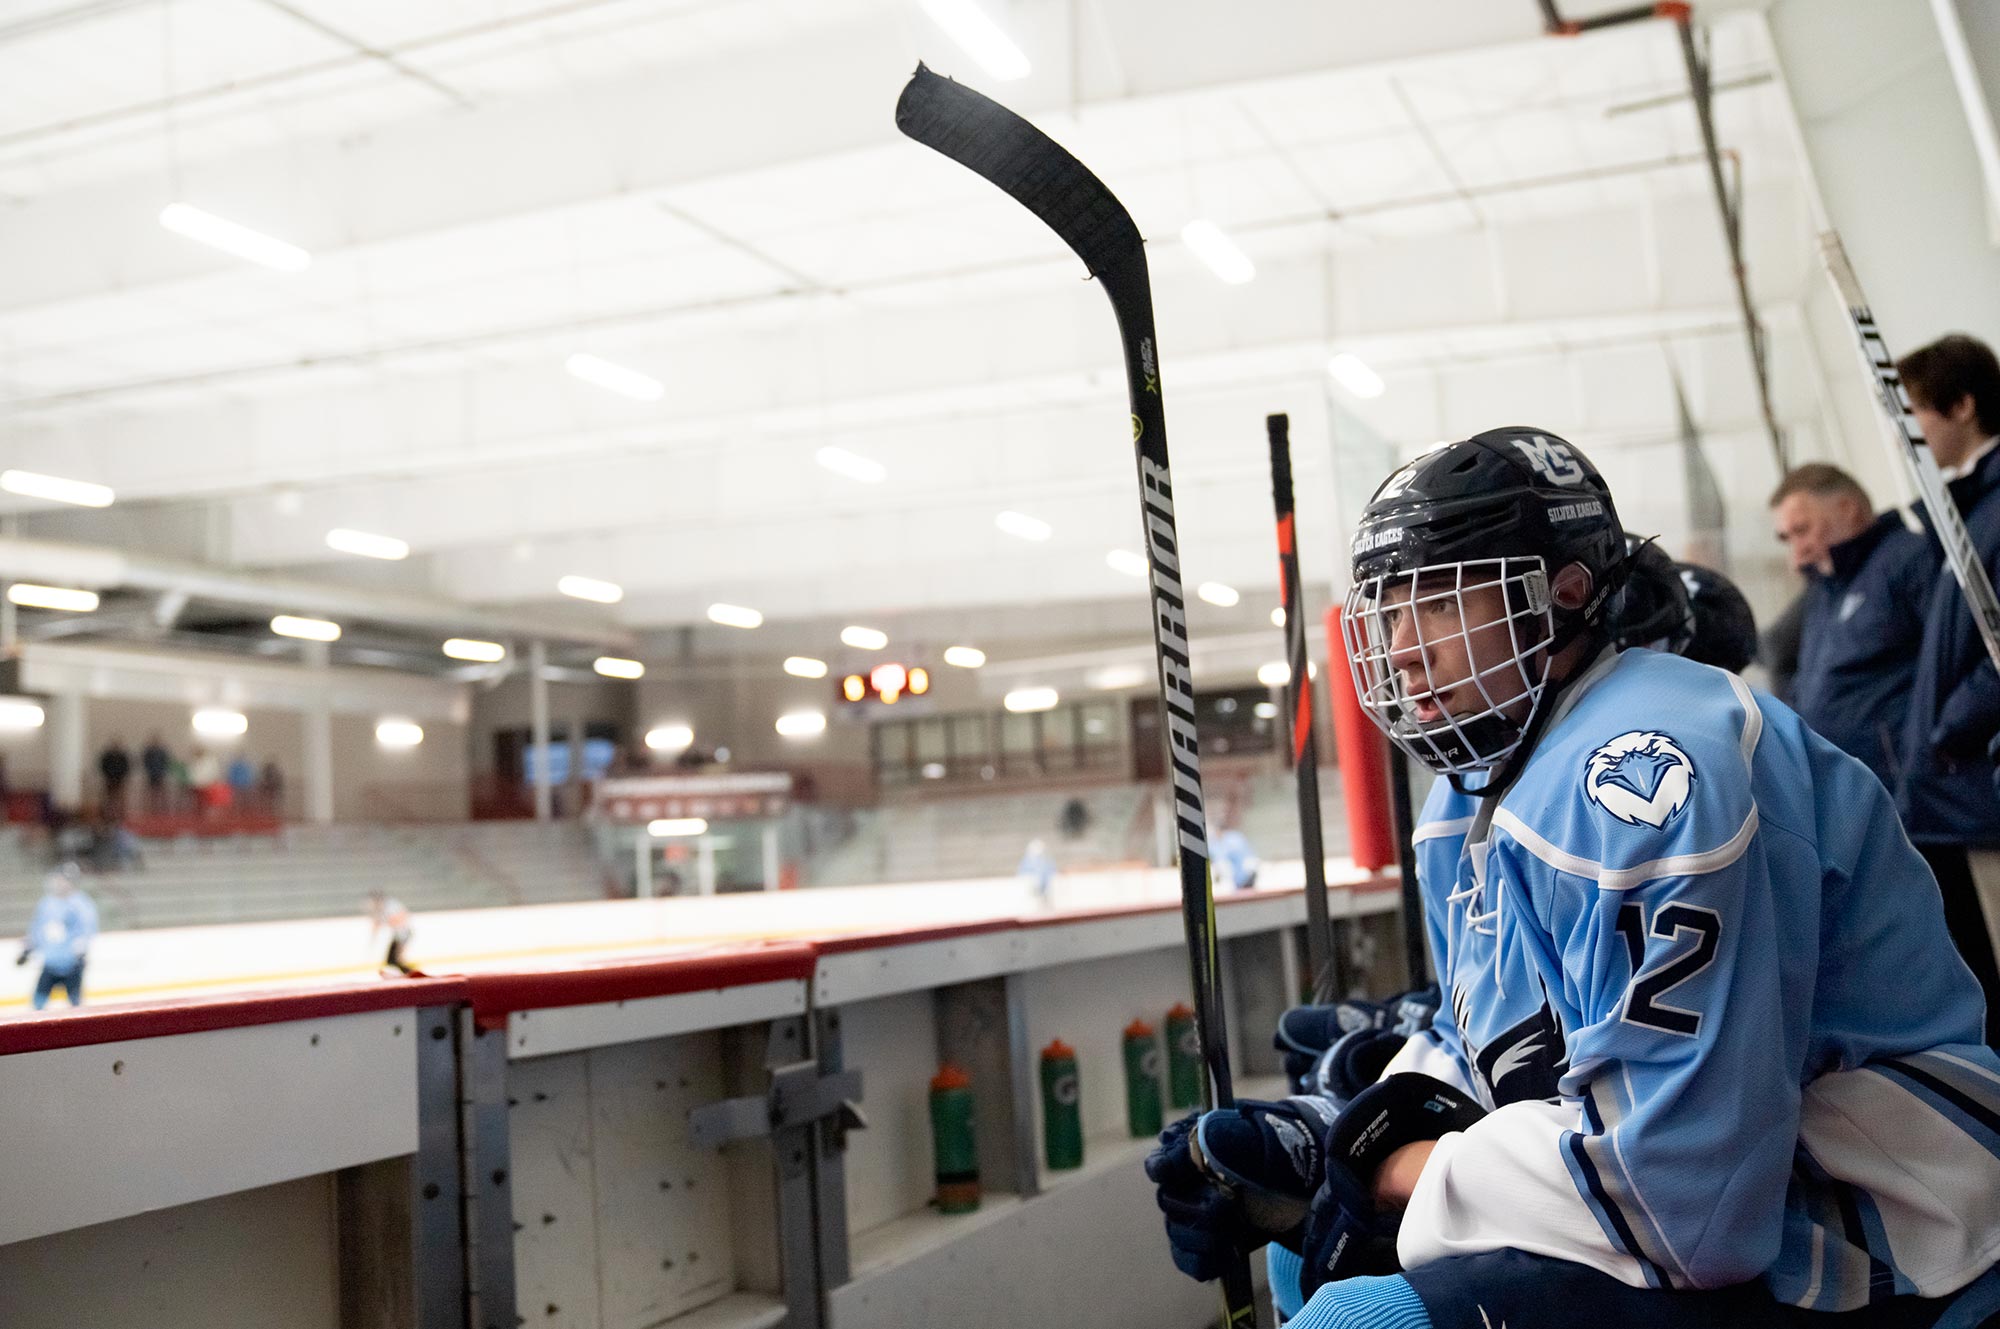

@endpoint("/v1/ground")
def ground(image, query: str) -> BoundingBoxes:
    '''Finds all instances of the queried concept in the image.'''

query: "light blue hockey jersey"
[1389,647,2000,1309]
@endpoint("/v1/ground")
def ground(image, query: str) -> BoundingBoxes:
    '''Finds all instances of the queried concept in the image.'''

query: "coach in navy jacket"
[1787,496,1936,788]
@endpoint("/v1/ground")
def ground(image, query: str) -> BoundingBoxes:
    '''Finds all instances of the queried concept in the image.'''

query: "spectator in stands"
[189,748,227,821]
[1213,826,1259,891]
[1059,796,1091,840]
[259,758,284,816]
[97,739,131,818]
[1018,838,1056,904]
[365,890,417,977]
[226,753,257,810]
[15,865,97,1009]
[1769,462,1935,788]
[140,734,170,814]
[167,752,191,815]
[1894,332,2000,1042]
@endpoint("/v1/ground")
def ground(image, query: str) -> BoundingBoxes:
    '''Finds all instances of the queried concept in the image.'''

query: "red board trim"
[464,942,817,1030]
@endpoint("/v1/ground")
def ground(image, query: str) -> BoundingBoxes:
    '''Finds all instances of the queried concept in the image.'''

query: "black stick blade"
[895,63,1142,278]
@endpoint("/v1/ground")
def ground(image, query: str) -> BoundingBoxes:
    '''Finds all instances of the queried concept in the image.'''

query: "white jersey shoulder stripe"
[1726,670,1764,768]
[1491,805,1760,893]
[1413,816,1477,844]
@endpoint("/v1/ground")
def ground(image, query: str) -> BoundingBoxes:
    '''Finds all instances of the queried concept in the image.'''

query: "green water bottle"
[1165,1002,1202,1109]
[928,1064,981,1213]
[1122,1019,1164,1138]
[1040,1039,1084,1170]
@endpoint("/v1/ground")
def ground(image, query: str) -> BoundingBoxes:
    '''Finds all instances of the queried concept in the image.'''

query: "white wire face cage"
[1341,557,1558,777]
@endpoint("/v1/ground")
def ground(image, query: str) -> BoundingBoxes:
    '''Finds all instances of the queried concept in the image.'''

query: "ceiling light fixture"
[1106,549,1148,577]
[841,625,888,651]
[1270,607,1286,628]
[1256,661,1291,688]
[564,352,664,402]
[1196,582,1240,607]
[1089,665,1149,691]
[775,710,828,738]
[0,698,45,732]
[7,584,98,613]
[919,0,1031,81]
[593,656,645,680]
[784,656,829,679]
[158,202,311,272]
[557,575,623,604]
[1327,352,1386,399]
[648,818,708,837]
[943,646,986,669]
[192,708,249,738]
[325,528,409,561]
[271,614,340,642]
[0,470,114,508]
[707,603,763,629]
[1003,687,1059,713]
[442,638,506,663]
[1179,219,1256,284]
[645,724,694,752]
[375,720,424,750]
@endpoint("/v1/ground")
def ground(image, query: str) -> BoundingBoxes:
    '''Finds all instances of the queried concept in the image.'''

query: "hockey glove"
[1275,999,1392,1091]
[1143,1096,1339,1282]
[1296,1157,1403,1295]
[1307,1026,1408,1107]
[1324,1072,1486,1189]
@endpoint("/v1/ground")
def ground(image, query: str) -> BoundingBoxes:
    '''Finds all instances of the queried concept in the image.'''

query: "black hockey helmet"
[1612,536,1696,655]
[1341,427,1626,779]
[1678,562,1759,674]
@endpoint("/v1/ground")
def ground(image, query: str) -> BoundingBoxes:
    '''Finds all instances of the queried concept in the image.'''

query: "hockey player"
[1148,428,2000,1327]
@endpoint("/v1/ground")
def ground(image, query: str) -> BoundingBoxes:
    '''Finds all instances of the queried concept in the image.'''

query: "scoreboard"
[840,661,932,706]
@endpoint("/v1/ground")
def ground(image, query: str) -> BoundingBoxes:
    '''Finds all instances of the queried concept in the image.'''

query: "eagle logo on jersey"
[1584,731,1695,828]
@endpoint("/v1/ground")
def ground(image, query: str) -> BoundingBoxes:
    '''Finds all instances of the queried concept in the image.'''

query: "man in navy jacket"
[1770,463,1935,789]
[1895,333,2000,1041]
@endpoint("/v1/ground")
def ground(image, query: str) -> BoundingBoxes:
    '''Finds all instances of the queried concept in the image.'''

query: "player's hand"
[1142,1096,1339,1282]
[1298,1157,1403,1295]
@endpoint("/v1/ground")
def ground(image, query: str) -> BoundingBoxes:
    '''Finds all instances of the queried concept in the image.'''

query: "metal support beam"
[459,1012,518,1329]
[529,641,551,823]
[302,639,335,825]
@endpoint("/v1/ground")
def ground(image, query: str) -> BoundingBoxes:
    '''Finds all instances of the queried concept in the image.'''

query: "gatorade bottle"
[1040,1039,1084,1170]
[1122,1019,1164,1138]
[1165,1002,1202,1109]
[928,1064,981,1213]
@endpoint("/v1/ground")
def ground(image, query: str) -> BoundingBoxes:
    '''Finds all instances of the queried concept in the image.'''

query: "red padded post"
[1324,605,1394,871]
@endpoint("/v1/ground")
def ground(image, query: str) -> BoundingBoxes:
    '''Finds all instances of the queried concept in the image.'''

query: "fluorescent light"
[158,202,310,272]
[943,645,986,669]
[443,638,506,663]
[564,352,664,402]
[649,817,708,837]
[1106,549,1149,577]
[919,0,1031,80]
[784,656,829,679]
[325,528,409,561]
[707,602,763,630]
[1257,661,1292,688]
[775,710,828,738]
[816,446,886,483]
[1004,686,1059,713]
[1271,606,1286,628]
[0,470,114,508]
[7,584,98,613]
[922,762,947,780]
[271,614,340,642]
[841,625,888,651]
[0,698,46,732]
[1327,352,1385,399]
[375,719,424,750]
[192,708,248,738]
[1180,219,1256,284]
[1089,665,1149,691]
[558,575,623,604]
[594,656,645,679]
[1197,582,1240,607]
[1254,701,1279,720]
[995,510,1052,542]
[645,724,694,752]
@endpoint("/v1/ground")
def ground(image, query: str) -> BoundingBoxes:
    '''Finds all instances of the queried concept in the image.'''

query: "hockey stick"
[896,66,1256,1326]
[1266,413,1343,1003]
[1386,746,1429,986]
[1822,233,2000,673]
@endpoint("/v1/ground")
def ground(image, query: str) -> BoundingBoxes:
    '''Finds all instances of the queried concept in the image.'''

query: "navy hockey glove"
[1297,1074,1486,1296]
[1143,1096,1339,1282]
[1275,999,1392,1092]
[1307,1026,1407,1107]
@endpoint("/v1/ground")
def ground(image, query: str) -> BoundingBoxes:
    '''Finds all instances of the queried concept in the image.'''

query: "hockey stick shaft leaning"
[1823,233,2000,673]
[1266,413,1342,1002]
[896,65,1255,1326]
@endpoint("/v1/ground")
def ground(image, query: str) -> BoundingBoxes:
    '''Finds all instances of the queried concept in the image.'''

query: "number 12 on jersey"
[1617,902,1722,1037]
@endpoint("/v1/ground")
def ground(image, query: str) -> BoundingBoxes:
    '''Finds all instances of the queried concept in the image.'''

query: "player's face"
[1380,570,1535,725]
